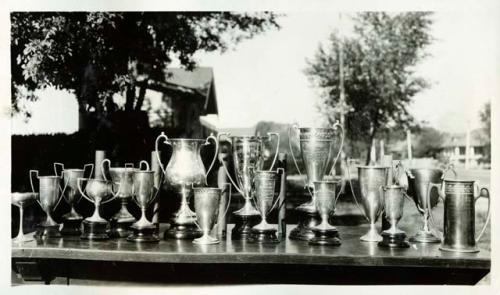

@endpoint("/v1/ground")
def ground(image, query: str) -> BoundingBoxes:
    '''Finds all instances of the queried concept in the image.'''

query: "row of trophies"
[12,121,491,253]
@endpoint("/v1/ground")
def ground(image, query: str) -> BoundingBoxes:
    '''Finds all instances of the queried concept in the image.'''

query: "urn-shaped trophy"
[155,132,219,239]
[288,121,344,241]
[219,132,280,241]
[309,180,342,246]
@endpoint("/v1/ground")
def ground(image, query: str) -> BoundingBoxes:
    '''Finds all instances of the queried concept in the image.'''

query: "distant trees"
[305,12,433,164]
[479,101,491,162]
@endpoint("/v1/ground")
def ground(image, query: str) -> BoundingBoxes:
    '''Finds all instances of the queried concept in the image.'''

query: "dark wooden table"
[12,224,490,285]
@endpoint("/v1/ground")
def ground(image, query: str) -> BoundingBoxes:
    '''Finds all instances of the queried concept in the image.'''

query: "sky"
[11,11,499,135]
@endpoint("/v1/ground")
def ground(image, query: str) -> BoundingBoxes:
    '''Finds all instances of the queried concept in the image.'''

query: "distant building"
[441,129,490,167]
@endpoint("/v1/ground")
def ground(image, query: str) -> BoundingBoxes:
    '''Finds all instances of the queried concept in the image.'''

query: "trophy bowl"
[12,192,38,243]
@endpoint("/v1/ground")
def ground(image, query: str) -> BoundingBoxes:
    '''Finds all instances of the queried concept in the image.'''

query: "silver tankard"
[438,179,490,253]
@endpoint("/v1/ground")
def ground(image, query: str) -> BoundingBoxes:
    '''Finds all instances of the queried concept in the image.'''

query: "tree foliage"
[479,101,491,162]
[305,12,433,163]
[11,12,279,118]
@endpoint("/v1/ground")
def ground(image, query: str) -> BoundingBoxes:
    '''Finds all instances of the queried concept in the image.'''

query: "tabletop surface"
[12,224,490,269]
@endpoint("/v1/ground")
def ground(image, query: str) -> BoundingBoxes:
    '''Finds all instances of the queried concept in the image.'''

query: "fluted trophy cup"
[12,192,38,243]
[155,132,219,239]
[78,178,119,240]
[219,132,280,241]
[54,163,94,235]
[30,170,64,239]
[309,181,342,246]
[378,185,410,248]
[193,185,231,245]
[249,169,284,244]
[406,165,456,243]
[127,169,160,242]
[288,121,344,241]
[347,165,389,242]
[101,159,150,238]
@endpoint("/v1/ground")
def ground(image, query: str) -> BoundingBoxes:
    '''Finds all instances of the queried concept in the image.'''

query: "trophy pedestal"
[61,218,83,236]
[249,228,280,244]
[231,215,258,241]
[127,225,159,243]
[289,211,320,241]
[309,227,341,246]
[34,224,61,239]
[410,230,441,243]
[108,219,135,238]
[378,231,410,248]
[80,220,109,240]
[164,223,202,240]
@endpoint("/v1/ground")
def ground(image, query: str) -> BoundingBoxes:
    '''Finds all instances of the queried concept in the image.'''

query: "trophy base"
[289,211,320,241]
[378,231,410,248]
[410,230,441,243]
[108,219,135,238]
[80,220,110,240]
[164,223,202,240]
[127,225,159,243]
[60,218,83,236]
[439,244,480,253]
[309,228,341,246]
[34,224,61,239]
[249,228,280,244]
[231,215,258,241]
[193,235,220,245]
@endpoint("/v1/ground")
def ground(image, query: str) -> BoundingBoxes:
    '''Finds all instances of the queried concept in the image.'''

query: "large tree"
[305,12,433,164]
[11,12,279,119]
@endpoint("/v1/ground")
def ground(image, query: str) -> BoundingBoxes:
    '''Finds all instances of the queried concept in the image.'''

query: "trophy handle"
[220,183,233,220]
[426,182,443,237]
[218,133,245,196]
[104,181,122,204]
[77,178,93,204]
[83,164,94,179]
[139,160,150,171]
[328,120,345,176]
[269,168,285,212]
[441,163,457,180]
[155,132,171,176]
[334,180,344,207]
[203,133,219,181]
[125,163,134,168]
[148,183,161,208]
[100,159,111,181]
[54,162,64,178]
[60,175,71,204]
[394,161,409,190]
[288,123,307,188]
[29,170,39,193]
[344,158,370,222]
[474,186,490,242]
[266,132,280,171]
[379,186,386,215]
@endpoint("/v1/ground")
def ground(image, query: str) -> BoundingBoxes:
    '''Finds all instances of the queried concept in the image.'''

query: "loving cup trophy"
[438,179,491,253]
[54,163,94,235]
[378,185,410,248]
[30,170,64,239]
[219,133,280,240]
[12,192,38,243]
[127,169,160,242]
[193,185,231,245]
[288,121,344,241]
[309,180,342,246]
[155,132,219,239]
[78,178,118,240]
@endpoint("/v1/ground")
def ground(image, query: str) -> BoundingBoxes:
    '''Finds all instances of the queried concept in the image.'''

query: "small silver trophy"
[309,180,342,246]
[378,185,410,248]
[12,192,38,243]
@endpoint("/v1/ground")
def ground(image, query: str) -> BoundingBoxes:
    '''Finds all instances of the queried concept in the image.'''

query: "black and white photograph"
[3,0,499,293]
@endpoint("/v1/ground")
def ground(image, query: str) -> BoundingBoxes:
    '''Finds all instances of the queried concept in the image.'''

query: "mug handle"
[100,159,111,181]
[474,186,490,242]
[139,160,150,171]
[266,132,280,171]
[345,158,369,222]
[203,133,219,180]
[328,120,345,176]
[155,132,171,176]
[218,133,245,196]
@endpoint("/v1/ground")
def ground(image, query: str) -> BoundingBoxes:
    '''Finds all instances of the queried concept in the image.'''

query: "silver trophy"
[378,185,410,248]
[250,169,284,243]
[127,169,160,242]
[53,163,94,235]
[12,192,38,243]
[78,178,119,240]
[101,159,150,238]
[30,170,64,238]
[288,121,344,241]
[406,165,456,243]
[155,132,219,239]
[347,165,389,242]
[193,185,231,245]
[309,180,342,246]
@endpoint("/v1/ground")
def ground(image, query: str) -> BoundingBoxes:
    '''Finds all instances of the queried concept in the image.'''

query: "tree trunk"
[134,82,147,111]
[365,129,377,165]
[124,85,135,111]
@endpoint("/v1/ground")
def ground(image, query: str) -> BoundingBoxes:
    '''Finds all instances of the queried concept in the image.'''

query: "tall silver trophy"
[12,192,38,243]
[127,169,160,242]
[193,185,231,245]
[348,165,389,242]
[30,170,64,239]
[378,185,410,248]
[309,180,342,246]
[288,121,344,241]
[101,159,149,238]
[406,165,456,243]
[219,133,280,240]
[155,132,219,239]
[54,163,94,235]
